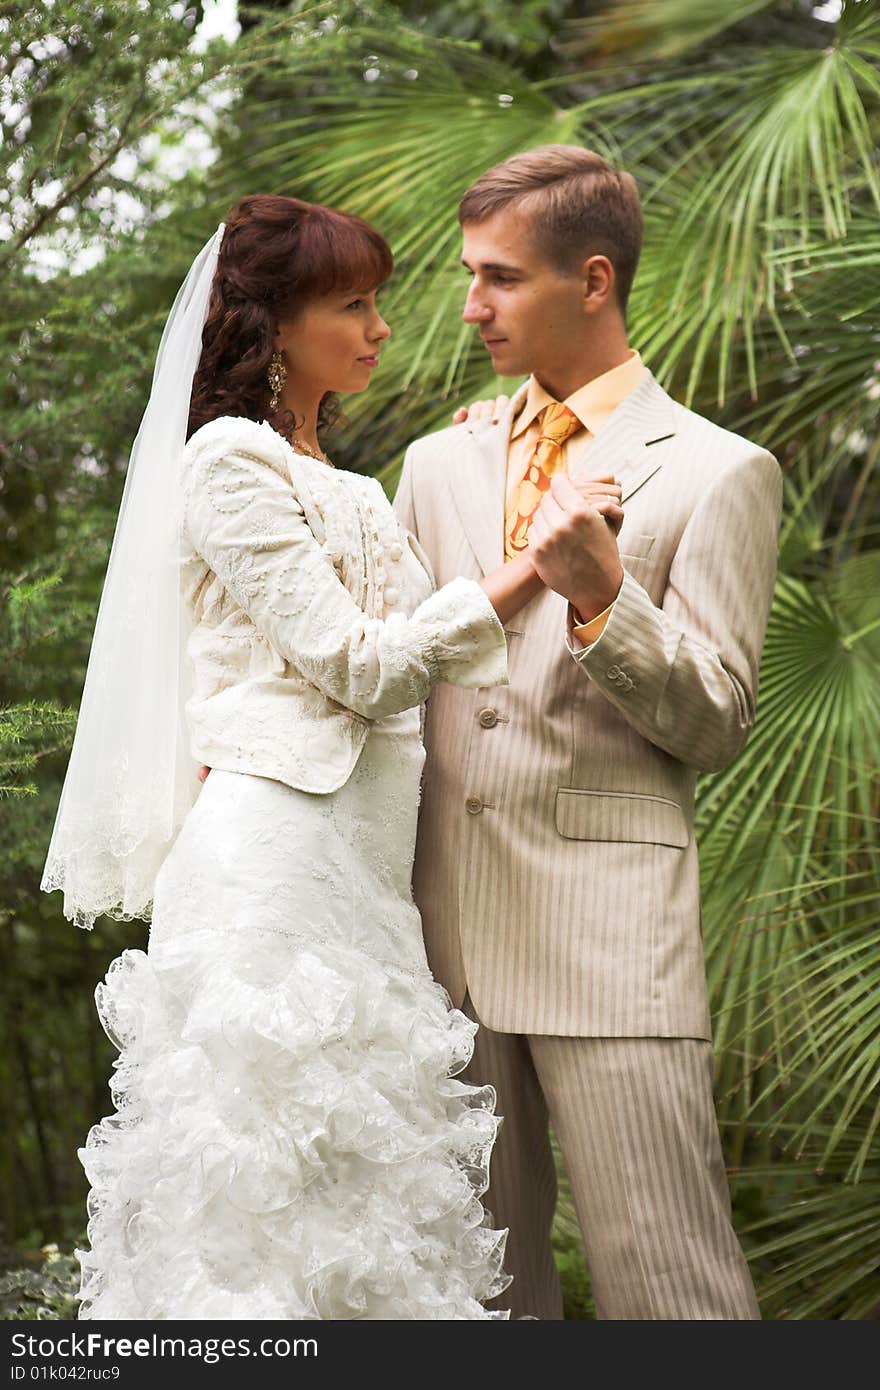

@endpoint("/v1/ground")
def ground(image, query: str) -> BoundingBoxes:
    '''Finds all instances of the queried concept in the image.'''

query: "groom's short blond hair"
[458,144,643,312]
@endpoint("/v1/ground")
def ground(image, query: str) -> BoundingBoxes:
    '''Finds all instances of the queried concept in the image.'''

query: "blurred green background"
[1,0,878,1320]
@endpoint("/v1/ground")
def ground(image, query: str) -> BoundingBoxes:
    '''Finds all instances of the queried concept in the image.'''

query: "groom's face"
[460,207,588,382]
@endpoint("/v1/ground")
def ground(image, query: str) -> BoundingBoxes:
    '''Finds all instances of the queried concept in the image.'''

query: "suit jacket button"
[477,708,498,728]
[465,796,483,815]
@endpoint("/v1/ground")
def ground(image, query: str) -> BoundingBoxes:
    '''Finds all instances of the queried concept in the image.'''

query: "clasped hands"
[529,472,625,625]
[460,395,625,626]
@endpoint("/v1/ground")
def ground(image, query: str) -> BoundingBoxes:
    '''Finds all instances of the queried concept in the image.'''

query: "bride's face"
[275,287,391,398]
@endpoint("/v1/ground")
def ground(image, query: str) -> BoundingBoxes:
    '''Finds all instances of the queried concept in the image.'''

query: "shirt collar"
[510,350,646,440]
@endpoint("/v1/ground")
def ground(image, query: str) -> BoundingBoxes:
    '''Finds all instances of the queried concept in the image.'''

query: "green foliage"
[1,570,79,797]
[550,1132,596,1318]
[1,2,217,266]
[0,1245,80,1321]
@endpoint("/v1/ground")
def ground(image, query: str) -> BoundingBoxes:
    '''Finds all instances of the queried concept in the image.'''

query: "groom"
[392,145,782,1319]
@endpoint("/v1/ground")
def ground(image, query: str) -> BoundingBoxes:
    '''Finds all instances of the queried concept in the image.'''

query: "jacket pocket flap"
[617,530,656,560]
[555,788,689,848]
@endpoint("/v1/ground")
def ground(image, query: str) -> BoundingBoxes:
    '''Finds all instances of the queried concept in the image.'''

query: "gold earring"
[267,350,286,411]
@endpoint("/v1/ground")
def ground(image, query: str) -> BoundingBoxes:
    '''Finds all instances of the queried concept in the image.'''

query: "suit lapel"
[567,371,678,503]
[445,372,678,576]
[445,382,528,577]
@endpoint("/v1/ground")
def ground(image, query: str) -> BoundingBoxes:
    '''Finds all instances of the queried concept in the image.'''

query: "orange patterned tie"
[504,401,583,560]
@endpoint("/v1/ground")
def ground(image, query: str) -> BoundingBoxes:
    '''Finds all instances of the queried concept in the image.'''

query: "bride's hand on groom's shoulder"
[451,394,510,426]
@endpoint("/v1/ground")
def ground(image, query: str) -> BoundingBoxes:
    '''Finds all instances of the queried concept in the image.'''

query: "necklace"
[291,436,334,467]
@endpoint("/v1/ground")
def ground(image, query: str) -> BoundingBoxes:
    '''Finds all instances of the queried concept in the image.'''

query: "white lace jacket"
[180,415,508,794]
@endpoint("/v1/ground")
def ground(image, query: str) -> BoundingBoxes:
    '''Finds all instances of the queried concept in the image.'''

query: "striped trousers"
[461,993,760,1320]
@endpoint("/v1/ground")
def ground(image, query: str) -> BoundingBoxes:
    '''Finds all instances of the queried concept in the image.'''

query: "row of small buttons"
[467,708,503,811]
[384,539,403,607]
[606,663,638,694]
[364,483,405,609]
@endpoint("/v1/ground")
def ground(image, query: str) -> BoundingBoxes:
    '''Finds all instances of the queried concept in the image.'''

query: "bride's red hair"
[187,194,393,442]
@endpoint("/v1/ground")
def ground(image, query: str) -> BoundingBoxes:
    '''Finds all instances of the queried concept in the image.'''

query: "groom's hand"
[528,473,624,622]
[452,394,510,425]
[198,765,211,784]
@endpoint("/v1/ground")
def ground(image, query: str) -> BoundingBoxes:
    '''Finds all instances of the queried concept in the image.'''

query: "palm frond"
[739,1131,880,1320]
[563,0,786,64]
[698,551,880,1150]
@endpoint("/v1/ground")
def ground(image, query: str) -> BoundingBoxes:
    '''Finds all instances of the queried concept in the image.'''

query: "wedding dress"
[74,424,513,1321]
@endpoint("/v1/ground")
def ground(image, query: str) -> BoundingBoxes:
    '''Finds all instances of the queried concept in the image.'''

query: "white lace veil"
[41,224,226,928]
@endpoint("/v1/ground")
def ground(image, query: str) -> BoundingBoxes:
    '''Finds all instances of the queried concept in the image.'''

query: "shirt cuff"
[570,598,616,649]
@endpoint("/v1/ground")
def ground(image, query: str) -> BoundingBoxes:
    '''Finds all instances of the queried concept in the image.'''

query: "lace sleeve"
[184,443,508,719]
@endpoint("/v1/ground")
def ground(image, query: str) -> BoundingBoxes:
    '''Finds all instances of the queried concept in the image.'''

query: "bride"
[40,194,548,1320]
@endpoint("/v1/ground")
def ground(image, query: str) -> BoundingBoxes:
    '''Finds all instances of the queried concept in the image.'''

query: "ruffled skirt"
[76,711,510,1319]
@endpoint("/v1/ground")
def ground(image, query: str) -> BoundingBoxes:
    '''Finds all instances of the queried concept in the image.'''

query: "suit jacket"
[393,371,782,1037]
[181,415,507,795]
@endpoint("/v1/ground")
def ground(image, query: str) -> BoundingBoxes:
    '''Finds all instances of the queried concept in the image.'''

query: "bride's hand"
[452,394,510,425]
[571,471,625,536]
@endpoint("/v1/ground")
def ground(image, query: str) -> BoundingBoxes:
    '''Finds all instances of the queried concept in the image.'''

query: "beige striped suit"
[393,371,782,1319]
